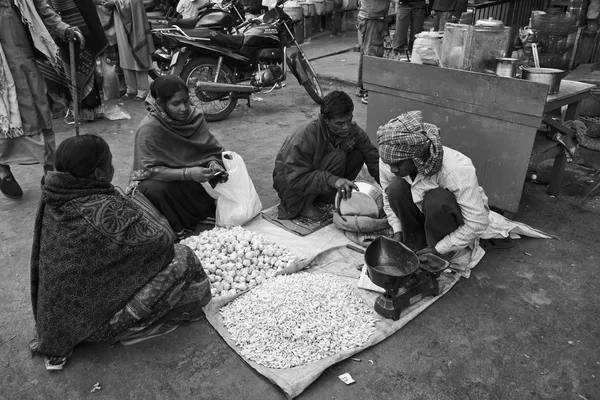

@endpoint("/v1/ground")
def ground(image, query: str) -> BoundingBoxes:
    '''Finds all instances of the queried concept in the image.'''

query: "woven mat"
[260,203,335,236]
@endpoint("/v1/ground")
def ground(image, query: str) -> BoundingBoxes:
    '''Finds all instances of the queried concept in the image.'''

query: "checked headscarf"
[377,111,444,177]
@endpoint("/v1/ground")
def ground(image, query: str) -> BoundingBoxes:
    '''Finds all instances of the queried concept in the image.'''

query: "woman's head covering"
[377,111,444,177]
[150,75,188,104]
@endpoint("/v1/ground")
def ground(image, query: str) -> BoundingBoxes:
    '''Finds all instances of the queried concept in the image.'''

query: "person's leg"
[356,17,367,95]
[122,69,137,97]
[385,177,426,250]
[421,187,464,247]
[301,149,347,217]
[409,6,426,50]
[343,149,364,181]
[432,11,441,31]
[393,5,411,51]
[138,179,216,234]
[360,19,386,103]
[438,11,453,32]
[135,70,150,99]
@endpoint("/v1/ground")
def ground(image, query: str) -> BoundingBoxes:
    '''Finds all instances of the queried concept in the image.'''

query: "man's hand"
[430,10,436,17]
[416,246,454,261]
[334,178,359,201]
[416,246,441,259]
[65,27,85,50]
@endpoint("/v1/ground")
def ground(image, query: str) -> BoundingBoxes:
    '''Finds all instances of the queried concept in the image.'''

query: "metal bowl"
[522,67,565,95]
[364,236,420,291]
[335,181,384,218]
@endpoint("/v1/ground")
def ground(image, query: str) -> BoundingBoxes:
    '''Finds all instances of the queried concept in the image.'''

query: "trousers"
[386,177,463,251]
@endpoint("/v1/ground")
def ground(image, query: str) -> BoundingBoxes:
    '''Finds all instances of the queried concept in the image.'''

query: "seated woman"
[30,134,211,371]
[130,75,228,238]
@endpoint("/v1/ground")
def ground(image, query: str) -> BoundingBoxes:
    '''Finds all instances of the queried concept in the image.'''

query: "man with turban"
[378,111,490,259]
[273,90,380,220]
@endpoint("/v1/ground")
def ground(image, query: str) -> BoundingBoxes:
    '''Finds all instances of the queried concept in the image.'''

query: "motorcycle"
[157,0,323,121]
[149,0,247,79]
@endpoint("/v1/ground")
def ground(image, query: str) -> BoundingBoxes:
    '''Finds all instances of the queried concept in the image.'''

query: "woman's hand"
[208,161,229,183]
[188,167,214,183]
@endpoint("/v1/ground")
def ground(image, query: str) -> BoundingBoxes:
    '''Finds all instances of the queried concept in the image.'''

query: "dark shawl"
[37,0,108,105]
[30,172,175,357]
[130,97,225,184]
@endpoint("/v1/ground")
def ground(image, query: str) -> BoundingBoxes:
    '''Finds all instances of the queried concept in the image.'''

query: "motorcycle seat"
[174,18,197,29]
[210,32,244,49]
[180,27,214,39]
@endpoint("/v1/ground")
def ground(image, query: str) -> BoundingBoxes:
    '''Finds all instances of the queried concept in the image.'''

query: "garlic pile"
[181,226,299,298]
[220,272,378,369]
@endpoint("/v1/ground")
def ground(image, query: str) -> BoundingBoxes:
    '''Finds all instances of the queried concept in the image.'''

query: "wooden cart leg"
[564,100,582,122]
[547,151,567,196]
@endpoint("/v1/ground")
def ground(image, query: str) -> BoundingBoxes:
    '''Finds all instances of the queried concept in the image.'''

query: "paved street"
[1,36,599,399]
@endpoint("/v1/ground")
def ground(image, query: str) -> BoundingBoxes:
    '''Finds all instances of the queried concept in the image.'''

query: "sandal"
[133,96,146,102]
[0,168,23,199]
[480,237,515,251]
[120,93,136,100]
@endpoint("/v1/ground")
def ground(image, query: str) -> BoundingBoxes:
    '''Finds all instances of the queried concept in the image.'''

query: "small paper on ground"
[338,372,355,385]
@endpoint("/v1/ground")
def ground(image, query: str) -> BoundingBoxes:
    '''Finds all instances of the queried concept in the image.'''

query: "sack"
[100,56,120,101]
[203,151,262,227]
[333,210,392,248]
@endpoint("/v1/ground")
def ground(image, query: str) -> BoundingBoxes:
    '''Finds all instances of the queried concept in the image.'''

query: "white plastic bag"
[203,151,262,227]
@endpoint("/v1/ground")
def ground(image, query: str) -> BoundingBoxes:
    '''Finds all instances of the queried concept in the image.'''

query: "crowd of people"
[2,0,490,373]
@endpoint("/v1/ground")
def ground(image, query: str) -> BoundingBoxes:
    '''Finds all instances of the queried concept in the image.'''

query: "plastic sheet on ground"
[203,212,553,399]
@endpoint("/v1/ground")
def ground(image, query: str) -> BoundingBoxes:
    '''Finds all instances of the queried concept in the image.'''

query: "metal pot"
[495,57,518,77]
[475,17,504,28]
[521,67,565,95]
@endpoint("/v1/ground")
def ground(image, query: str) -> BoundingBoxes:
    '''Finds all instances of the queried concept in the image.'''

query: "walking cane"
[68,39,80,136]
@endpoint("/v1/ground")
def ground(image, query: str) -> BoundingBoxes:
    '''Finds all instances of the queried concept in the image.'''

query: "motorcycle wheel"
[298,54,324,105]
[181,57,238,122]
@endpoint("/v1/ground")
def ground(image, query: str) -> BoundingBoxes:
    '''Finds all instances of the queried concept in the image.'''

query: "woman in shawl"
[31,134,212,371]
[36,0,108,124]
[0,0,83,199]
[102,0,154,101]
[130,75,229,238]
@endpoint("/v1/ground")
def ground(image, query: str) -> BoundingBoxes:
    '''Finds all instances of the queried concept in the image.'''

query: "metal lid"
[475,17,504,27]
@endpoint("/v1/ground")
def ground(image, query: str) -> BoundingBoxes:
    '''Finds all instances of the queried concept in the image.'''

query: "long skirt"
[138,179,216,235]
[86,244,211,343]
[0,5,55,165]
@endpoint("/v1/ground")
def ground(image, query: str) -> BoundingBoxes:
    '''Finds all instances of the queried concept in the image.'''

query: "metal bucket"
[522,67,565,95]
[495,57,518,78]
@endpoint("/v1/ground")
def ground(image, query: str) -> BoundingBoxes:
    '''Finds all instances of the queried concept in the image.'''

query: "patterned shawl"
[0,43,23,138]
[30,172,175,357]
[129,96,224,186]
[37,0,108,104]
[377,110,444,177]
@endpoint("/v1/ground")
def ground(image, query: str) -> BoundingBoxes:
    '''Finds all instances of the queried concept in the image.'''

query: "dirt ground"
[1,76,599,400]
